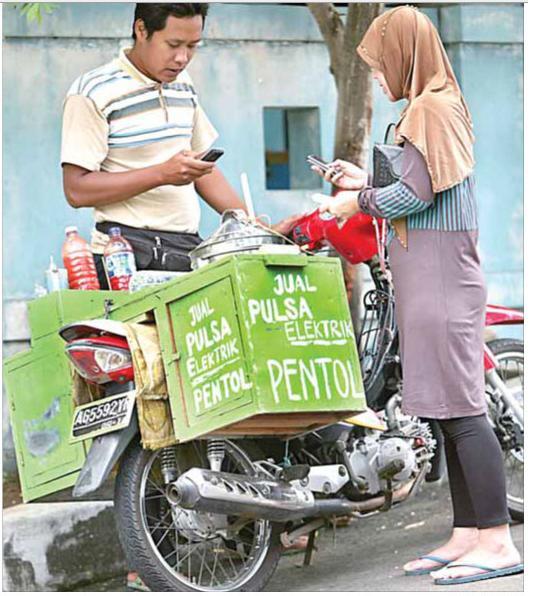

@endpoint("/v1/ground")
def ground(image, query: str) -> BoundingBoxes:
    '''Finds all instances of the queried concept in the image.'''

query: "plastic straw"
[240,172,256,219]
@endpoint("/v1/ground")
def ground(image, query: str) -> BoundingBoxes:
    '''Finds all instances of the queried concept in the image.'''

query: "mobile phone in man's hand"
[306,154,331,173]
[199,147,224,162]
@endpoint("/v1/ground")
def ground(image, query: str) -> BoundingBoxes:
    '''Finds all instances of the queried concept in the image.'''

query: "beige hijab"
[357,6,475,246]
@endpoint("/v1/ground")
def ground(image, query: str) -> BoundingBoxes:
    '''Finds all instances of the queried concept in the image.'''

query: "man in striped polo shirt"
[61,3,249,287]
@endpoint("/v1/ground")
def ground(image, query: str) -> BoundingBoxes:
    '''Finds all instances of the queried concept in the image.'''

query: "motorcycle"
[61,314,435,591]
[57,207,522,591]
[57,211,437,592]
[290,206,524,522]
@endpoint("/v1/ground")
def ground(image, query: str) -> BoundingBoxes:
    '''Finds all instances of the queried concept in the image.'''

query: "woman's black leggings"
[426,414,511,529]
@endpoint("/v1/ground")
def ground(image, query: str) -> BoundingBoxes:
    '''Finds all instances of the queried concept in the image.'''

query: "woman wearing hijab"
[313,6,522,586]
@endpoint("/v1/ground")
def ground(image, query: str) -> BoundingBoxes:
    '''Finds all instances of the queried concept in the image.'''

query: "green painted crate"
[4,290,128,501]
[148,253,367,442]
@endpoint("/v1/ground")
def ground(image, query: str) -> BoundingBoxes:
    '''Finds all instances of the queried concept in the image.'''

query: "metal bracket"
[263,254,308,268]
[103,299,114,320]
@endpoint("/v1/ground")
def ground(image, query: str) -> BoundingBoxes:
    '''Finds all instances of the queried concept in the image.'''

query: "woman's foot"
[430,525,521,582]
[403,527,479,574]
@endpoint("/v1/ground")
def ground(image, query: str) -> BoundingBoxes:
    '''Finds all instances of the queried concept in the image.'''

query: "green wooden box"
[143,254,366,442]
[4,290,129,501]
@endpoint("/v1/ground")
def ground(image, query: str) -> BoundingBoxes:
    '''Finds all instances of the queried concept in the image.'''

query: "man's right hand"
[160,150,216,186]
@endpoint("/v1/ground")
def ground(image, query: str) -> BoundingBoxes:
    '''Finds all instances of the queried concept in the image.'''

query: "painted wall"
[440,4,523,310]
[2,3,523,471]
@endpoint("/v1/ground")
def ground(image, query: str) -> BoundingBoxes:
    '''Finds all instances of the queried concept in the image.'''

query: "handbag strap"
[383,123,396,145]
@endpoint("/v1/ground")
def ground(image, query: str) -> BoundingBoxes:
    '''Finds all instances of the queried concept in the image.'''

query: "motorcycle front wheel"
[114,439,283,592]
[486,338,524,522]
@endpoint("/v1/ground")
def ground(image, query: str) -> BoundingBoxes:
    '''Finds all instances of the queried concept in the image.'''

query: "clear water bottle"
[62,226,100,290]
[104,227,136,291]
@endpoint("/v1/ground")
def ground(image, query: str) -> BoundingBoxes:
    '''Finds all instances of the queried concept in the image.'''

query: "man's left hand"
[270,213,304,236]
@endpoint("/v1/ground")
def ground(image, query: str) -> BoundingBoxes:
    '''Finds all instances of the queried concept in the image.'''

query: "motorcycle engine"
[343,415,435,499]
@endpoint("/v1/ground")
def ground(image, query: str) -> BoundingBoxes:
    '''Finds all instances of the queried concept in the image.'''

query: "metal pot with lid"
[189,209,291,270]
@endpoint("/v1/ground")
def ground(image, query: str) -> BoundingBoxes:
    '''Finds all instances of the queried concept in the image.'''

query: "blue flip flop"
[404,555,453,576]
[433,562,524,585]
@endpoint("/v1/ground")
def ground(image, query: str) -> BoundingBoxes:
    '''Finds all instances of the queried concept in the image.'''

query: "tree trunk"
[308,2,382,168]
[308,3,383,329]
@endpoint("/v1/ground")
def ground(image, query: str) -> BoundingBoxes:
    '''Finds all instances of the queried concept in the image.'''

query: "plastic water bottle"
[103,227,136,291]
[62,226,100,290]
[45,255,68,292]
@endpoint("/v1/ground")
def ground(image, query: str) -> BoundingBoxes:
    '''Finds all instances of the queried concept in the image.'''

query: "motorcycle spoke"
[210,549,220,587]
[213,551,234,585]
[503,451,523,502]
[146,509,172,535]
[202,549,224,587]
[148,521,171,536]
[190,542,220,587]
[174,525,180,572]
[145,476,167,497]
[154,519,177,549]
[223,545,241,577]
[197,542,208,586]
[187,535,192,582]
[148,523,173,538]
[162,540,193,568]
[146,509,170,522]
[144,492,166,502]
[231,536,256,554]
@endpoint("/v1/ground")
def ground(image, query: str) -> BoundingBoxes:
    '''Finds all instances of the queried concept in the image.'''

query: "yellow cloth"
[123,322,176,449]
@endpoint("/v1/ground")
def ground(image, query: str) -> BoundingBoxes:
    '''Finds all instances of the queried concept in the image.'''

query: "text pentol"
[267,357,363,404]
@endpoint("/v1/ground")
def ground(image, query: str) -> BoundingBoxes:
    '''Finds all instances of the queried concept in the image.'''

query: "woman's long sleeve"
[358,140,435,219]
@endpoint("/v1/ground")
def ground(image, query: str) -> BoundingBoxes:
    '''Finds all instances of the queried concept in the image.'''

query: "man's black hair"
[132,3,209,41]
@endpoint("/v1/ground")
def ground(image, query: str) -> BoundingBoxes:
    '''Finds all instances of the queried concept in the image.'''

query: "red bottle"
[103,227,137,291]
[62,226,100,290]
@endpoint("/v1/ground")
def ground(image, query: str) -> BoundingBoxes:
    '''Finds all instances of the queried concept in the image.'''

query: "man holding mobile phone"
[61,3,259,286]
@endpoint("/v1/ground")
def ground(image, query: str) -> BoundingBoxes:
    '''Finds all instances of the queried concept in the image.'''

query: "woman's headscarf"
[357,6,475,194]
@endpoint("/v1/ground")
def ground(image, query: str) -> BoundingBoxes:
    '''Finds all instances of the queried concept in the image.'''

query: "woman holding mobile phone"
[312,6,522,586]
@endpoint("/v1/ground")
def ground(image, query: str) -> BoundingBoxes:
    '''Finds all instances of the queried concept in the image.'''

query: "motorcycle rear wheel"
[114,439,283,592]
[486,338,524,522]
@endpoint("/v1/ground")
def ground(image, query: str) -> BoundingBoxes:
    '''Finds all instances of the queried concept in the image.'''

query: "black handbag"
[372,123,403,187]
[96,221,202,272]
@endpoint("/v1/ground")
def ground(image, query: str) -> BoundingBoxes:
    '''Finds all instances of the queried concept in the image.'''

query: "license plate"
[70,391,136,443]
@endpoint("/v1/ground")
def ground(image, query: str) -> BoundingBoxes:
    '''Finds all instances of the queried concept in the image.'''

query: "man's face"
[133,15,203,83]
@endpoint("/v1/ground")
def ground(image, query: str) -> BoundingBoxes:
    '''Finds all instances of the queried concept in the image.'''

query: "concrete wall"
[440,4,524,309]
[2,3,523,472]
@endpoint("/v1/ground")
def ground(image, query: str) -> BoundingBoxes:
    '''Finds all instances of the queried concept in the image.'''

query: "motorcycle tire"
[114,438,284,592]
[486,338,524,523]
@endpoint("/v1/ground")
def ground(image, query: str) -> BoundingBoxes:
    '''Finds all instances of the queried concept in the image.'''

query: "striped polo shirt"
[61,49,218,252]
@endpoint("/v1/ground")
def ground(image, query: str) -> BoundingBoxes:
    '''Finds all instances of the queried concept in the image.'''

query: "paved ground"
[78,478,524,592]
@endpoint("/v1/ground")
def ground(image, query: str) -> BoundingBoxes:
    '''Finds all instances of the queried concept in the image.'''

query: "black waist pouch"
[96,221,203,272]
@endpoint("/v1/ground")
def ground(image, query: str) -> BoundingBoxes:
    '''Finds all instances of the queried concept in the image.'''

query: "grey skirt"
[388,228,488,419]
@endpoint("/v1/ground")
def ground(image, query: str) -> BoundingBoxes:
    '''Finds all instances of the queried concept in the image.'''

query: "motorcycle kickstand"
[303,530,318,567]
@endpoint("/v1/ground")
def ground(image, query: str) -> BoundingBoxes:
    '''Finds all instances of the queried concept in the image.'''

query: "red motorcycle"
[290,206,524,521]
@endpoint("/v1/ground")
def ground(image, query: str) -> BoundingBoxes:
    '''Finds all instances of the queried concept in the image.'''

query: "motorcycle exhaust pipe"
[304,478,413,518]
[166,468,416,522]
[166,467,315,522]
